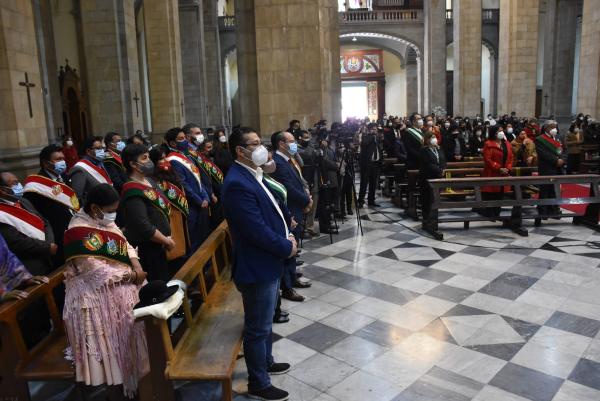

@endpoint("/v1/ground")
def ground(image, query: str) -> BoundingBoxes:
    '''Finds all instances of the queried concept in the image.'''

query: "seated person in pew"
[0,233,48,303]
[63,184,148,400]
[478,126,513,218]
[419,132,447,227]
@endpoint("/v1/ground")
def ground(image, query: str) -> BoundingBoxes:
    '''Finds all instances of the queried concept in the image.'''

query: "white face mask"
[549,128,558,136]
[476,131,482,137]
[444,122,450,128]
[416,119,424,127]
[195,134,205,144]
[245,145,269,166]
[427,120,434,127]
[430,137,438,147]
[507,128,513,134]
[219,135,227,143]
[497,132,506,141]
[66,140,74,147]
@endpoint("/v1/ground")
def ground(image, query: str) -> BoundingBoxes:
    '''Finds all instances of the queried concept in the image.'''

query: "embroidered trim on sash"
[0,203,46,241]
[23,175,80,211]
[71,159,113,185]
[121,181,171,219]
[64,226,131,267]
[157,181,189,217]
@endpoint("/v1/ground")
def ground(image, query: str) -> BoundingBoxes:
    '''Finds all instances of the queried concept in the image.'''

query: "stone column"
[203,0,227,127]
[542,0,582,119]
[144,0,185,137]
[80,0,143,137]
[179,0,207,125]
[453,0,482,117]
[577,0,600,118]
[497,0,539,117]
[424,0,446,112]
[0,0,49,177]
[235,0,341,135]
[406,59,419,114]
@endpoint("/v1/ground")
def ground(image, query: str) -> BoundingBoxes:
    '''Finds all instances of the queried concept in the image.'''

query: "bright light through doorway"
[342,82,368,121]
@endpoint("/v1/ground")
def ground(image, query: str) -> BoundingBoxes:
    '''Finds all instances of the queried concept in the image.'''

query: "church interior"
[2,0,600,401]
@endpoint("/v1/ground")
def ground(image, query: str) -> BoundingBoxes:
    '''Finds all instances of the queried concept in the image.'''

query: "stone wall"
[577,0,600,118]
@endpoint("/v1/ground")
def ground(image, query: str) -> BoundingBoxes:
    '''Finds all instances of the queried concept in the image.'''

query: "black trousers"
[138,241,169,282]
[318,187,334,232]
[538,182,560,215]
[359,162,380,204]
[567,154,581,174]
[339,174,354,213]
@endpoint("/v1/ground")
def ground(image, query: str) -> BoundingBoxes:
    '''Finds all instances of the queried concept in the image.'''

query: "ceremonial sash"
[23,175,80,211]
[104,150,125,171]
[263,175,287,203]
[157,181,189,217]
[72,159,113,185]
[407,127,424,143]
[121,181,171,219]
[536,134,562,156]
[194,152,224,184]
[166,152,203,187]
[0,203,45,241]
[64,226,131,267]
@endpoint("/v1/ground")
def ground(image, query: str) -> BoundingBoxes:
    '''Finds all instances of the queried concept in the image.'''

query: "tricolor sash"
[71,159,113,185]
[536,134,562,156]
[0,203,46,241]
[121,181,171,219]
[157,181,189,217]
[104,150,125,171]
[192,151,224,184]
[263,175,287,203]
[64,226,131,267]
[166,151,203,187]
[23,175,80,211]
[407,127,424,143]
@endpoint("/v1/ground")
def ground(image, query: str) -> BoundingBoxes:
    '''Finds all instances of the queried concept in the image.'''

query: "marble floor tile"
[489,362,564,401]
[380,306,437,331]
[287,322,349,352]
[319,308,375,334]
[353,320,412,348]
[312,257,351,270]
[317,287,365,308]
[404,294,456,316]
[528,326,593,358]
[412,267,456,283]
[461,292,512,315]
[269,374,323,401]
[559,298,600,322]
[392,275,440,293]
[552,380,600,401]
[272,338,317,366]
[326,370,402,401]
[582,339,600,364]
[419,366,485,398]
[502,300,556,325]
[444,274,490,292]
[515,289,566,310]
[471,385,532,401]
[427,284,475,303]
[568,358,600,391]
[511,341,580,379]
[272,313,314,337]
[290,299,341,321]
[393,379,471,401]
[323,335,386,367]
[544,311,600,338]
[478,272,539,300]
[435,343,507,383]
[287,353,356,392]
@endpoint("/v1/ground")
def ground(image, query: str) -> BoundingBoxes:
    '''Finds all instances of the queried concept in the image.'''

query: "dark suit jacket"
[69,157,110,203]
[403,127,424,170]
[535,134,563,175]
[442,134,468,161]
[359,133,383,166]
[418,147,447,183]
[0,197,54,275]
[271,153,310,223]
[222,163,293,284]
[23,170,74,268]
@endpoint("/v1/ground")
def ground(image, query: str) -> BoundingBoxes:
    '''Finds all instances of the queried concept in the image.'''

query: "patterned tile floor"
[33,201,600,401]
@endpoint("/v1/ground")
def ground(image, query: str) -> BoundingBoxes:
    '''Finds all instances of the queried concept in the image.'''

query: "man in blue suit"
[164,127,210,255]
[271,131,312,302]
[222,127,296,401]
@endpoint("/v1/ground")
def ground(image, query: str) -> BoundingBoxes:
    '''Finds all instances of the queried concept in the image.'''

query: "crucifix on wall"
[19,72,36,118]
[180,100,184,117]
[133,92,140,117]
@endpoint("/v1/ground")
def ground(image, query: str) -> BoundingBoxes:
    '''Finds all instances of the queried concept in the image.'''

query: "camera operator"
[317,137,339,234]
[337,139,355,217]
[358,122,383,208]
[297,130,319,237]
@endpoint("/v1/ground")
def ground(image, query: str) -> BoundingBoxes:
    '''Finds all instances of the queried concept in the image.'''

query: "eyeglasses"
[241,141,261,148]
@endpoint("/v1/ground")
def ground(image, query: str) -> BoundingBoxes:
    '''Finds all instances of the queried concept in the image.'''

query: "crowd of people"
[0,111,597,400]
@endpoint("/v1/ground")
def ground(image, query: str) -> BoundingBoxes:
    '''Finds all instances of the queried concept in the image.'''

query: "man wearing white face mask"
[404,113,425,170]
[103,132,128,193]
[182,123,204,151]
[535,120,564,217]
[222,127,296,401]
[70,136,113,204]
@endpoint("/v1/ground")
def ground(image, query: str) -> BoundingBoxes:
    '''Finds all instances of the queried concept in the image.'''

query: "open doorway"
[342,81,369,121]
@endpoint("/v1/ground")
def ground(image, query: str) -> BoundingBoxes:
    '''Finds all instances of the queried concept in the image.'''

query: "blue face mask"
[116,141,126,152]
[54,160,67,175]
[288,142,298,155]
[94,149,106,161]
[11,183,24,198]
[176,140,189,152]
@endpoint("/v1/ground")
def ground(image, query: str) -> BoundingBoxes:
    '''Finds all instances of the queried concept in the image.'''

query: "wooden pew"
[424,174,600,240]
[140,221,243,401]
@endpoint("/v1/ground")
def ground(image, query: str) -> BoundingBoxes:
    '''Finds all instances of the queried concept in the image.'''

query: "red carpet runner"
[560,183,590,216]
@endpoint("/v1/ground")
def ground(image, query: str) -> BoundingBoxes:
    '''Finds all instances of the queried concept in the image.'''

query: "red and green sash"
[104,150,125,171]
[0,203,46,241]
[157,181,189,217]
[166,151,203,187]
[64,226,131,267]
[536,133,562,156]
[121,181,171,219]
[191,151,224,184]
[23,175,80,211]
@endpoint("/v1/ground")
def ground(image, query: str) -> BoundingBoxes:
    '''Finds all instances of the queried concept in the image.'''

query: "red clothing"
[481,139,513,193]
[62,146,79,170]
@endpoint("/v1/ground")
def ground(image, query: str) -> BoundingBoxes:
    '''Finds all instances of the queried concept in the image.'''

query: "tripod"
[339,146,364,236]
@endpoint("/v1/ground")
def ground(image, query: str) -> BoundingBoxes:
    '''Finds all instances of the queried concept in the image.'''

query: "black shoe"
[280,309,289,317]
[358,201,365,208]
[282,289,304,302]
[296,260,304,267]
[248,385,289,401]
[296,272,303,279]
[267,362,291,375]
[273,315,290,324]
[347,209,354,215]
[293,279,312,289]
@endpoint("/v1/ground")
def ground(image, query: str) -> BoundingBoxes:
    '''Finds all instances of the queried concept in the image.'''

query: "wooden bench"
[424,174,600,240]
[140,221,243,401]
[403,166,538,220]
